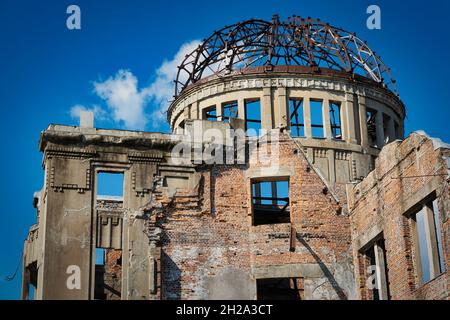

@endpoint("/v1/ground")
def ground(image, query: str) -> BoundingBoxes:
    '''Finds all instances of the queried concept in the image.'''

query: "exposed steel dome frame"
[174,15,397,97]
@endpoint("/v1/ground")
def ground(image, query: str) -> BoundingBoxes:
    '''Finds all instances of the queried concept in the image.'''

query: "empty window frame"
[251,179,290,226]
[245,99,262,136]
[310,100,324,138]
[94,248,106,300]
[329,101,342,140]
[96,172,124,198]
[362,238,390,300]
[222,101,238,122]
[257,278,303,300]
[289,98,304,137]
[366,108,378,147]
[411,199,445,285]
[95,172,124,300]
[394,121,400,140]
[203,105,217,121]
[383,113,391,144]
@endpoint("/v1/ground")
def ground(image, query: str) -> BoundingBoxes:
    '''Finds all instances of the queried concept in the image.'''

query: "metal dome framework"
[174,15,397,97]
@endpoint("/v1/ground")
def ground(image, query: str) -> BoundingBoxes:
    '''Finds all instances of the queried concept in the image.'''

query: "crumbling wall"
[156,131,356,300]
[349,133,450,299]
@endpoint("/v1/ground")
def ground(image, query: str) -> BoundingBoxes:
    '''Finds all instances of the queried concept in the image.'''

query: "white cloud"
[70,40,201,131]
[94,70,148,130]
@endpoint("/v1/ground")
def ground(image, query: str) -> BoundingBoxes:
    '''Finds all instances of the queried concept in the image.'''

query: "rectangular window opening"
[96,172,124,199]
[95,172,124,300]
[203,105,217,121]
[412,198,445,285]
[383,113,391,144]
[245,99,261,136]
[394,121,400,140]
[251,179,290,226]
[366,108,378,147]
[289,98,304,137]
[310,100,324,138]
[362,237,390,300]
[257,278,303,300]
[222,101,238,123]
[329,101,342,140]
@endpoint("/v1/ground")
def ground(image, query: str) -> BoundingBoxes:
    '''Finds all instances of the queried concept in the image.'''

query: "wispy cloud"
[144,40,201,127]
[70,40,201,131]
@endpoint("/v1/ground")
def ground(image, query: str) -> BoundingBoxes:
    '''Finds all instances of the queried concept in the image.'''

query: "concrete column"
[271,182,277,205]
[183,106,190,121]
[358,95,369,148]
[216,103,223,121]
[303,97,312,138]
[423,204,441,279]
[191,101,199,120]
[327,149,336,184]
[375,111,384,148]
[374,242,389,300]
[261,87,273,130]
[123,162,159,300]
[276,87,288,129]
[39,157,93,299]
[238,98,245,120]
[322,99,332,139]
[344,94,357,144]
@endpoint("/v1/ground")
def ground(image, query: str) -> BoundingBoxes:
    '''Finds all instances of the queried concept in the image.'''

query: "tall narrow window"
[222,101,238,122]
[203,106,217,121]
[363,238,390,300]
[289,98,304,137]
[95,172,124,300]
[329,102,342,140]
[366,108,378,147]
[310,100,324,138]
[394,121,400,140]
[411,198,445,285]
[383,113,391,144]
[251,178,289,226]
[245,99,261,136]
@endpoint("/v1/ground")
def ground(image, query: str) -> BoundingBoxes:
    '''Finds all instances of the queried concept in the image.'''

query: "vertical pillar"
[327,149,336,184]
[238,98,246,120]
[374,242,389,300]
[344,93,357,144]
[375,111,384,148]
[322,99,332,139]
[358,95,369,148]
[271,182,278,205]
[261,87,273,130]
[303,97,312,138]
[216,103,223,122]
[191,101,199,120]
[276,87,288,129]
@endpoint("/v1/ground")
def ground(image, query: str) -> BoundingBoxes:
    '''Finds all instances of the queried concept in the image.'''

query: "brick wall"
[157,131,356,299]
[349,133,450,300]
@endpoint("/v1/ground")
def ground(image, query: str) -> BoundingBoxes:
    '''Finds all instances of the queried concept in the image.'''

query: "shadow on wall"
[296,234,348,300]
[161,250,181,299]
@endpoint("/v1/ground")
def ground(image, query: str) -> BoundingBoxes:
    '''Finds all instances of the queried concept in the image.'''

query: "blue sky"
[0,0,449,299]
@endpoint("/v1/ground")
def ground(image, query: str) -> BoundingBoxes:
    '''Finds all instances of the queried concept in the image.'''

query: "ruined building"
[22,16,449,300]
